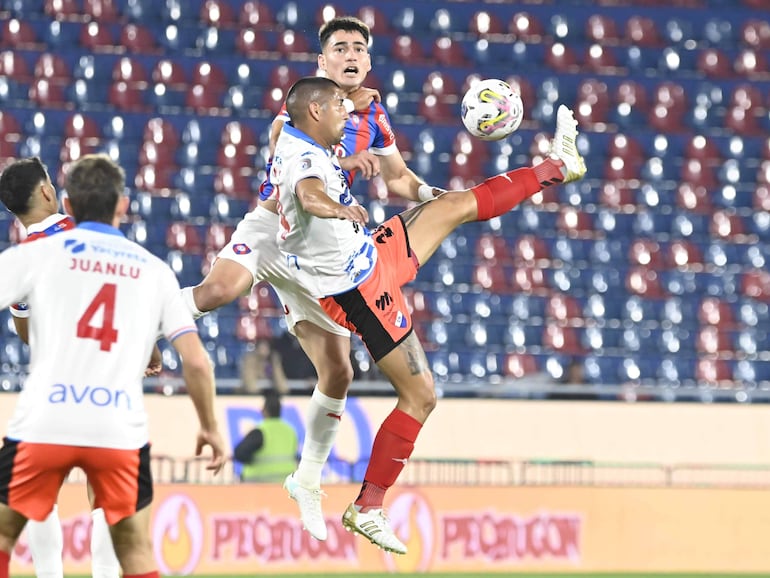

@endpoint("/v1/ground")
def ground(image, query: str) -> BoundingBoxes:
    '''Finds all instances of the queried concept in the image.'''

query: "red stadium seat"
[29,78,66,108]
[200,0,237,27]
[599,181,636,208]
[432,36,468,67]
[217,142,253,169]
[191,61,227,89]
[741,18,770,50]
[422,71,457,98]
[143,117,179,147]
[391,35,426,64]
[724,105,764,136]
[419,94,454,124]
[275,30,311,57]
[508,12,544,41]
[697,48,733,79]
[63,113,101,141]
[586,14,620,44]
[696,359,733,386]
[139,140,175,167]
[205,222,236,252]
[221,121,257,148]
[583,44,620,74]
[214,168,254,200]
[0,50,32,82]
[112,57,148,87]
[697,327,734,355]
[240,282,283,317]
[544,42,579,73]
[681,159,718,189]
[513,235,550,264]
[734,49,769,77]
[557,207,595,238]
[503,353,539,379]
[0,19,41,49]
[134,164,176,193]
[626,16,663,47]
[475,233,510,262]
[470,11,504,36]
[699,297,737,328]
[262,87,287,115]
[186,84,223,113]
[543,324,584,354]
[741,270,770,302]
[711,210,747,240]
[357,6,391,35]
[108,81,147,112]
[33,53,70,84]
[239,1,275,28]
[629,239,665,268]
[625,267,665,298]
[120,24,159,54]
[167,223,203,254]
[270,64,301,91]
[546,294,583,323]
[80,21,118,53]
[676,182,712,213]
[45,0,80,20]
[511,265,549,294]
[84,0,119,22]
[668,240,704,269]
[60,137,98,163]
[473,262,509,293]
[237,28,270,57]
[152,59,187,89]
[684,134,722,165]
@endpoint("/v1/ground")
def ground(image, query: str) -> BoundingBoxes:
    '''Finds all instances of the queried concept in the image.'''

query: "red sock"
[125,572,159,578]
[471,160,564,221]
[0,550,8,578]
[355,409,422,510]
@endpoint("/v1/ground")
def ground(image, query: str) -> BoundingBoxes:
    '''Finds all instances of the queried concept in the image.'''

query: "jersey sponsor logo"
[64,238,87,254]
[378,113,395,142]
[375,292,392,311]
[232,243,251,255]
[49,383,133,409]
[69,258,141,279]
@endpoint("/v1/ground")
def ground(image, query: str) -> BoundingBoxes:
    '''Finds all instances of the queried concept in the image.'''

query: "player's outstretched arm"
[173,332,225,473]
[379,151,444,202]
[296,177,369,223]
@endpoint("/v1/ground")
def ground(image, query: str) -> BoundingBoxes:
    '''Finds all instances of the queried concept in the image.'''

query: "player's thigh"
[80,445,152,526]
[0,439,69,522]
[0,503,28,549]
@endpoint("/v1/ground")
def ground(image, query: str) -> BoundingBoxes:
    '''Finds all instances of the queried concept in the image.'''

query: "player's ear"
[115,195,130,221]
[317,52,326,72]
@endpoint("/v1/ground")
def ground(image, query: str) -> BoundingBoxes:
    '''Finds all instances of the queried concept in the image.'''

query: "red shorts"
[0,438,152,525]
[321,215,419,362]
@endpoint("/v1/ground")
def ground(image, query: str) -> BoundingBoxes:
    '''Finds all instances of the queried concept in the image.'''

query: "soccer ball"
[460,79,524,141]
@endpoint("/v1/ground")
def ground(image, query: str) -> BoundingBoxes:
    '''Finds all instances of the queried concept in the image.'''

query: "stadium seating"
[0,0,769,397]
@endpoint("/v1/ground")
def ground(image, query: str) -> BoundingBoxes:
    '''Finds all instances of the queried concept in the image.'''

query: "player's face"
[318,30,371,93]
[320,89,351,146]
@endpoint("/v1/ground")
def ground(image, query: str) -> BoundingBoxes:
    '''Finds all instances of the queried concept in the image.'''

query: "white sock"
[295,386,346,488]
[181,286,206,319]
[90,508,120,578]
[27,505,64,578]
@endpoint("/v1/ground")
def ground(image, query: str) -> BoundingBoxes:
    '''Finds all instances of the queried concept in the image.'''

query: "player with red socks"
[272,77,587,554]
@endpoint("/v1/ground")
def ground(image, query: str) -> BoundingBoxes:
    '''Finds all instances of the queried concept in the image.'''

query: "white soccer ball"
[460,79,524,141]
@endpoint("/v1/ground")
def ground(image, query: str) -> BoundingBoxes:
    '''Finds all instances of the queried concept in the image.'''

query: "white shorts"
[217,206,350,337]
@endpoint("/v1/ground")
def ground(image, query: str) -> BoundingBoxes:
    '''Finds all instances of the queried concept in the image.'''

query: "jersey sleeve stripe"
[167,326,198,342]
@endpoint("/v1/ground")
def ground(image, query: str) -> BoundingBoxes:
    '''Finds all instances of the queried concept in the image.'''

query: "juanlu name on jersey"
[68,258,142,279]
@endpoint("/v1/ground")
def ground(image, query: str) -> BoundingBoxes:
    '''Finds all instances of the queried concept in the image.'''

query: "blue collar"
[77,221,125,237]
[282,124,333,156]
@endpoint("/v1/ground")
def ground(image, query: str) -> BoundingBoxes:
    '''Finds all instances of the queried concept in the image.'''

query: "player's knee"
[406,376,437,421]
[196,280,239,311]
[318,357,354,390]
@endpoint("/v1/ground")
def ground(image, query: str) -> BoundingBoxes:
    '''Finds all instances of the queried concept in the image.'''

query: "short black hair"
[263,391,283,418]
[0,157,49,217]
[318,16,370,50]
[285,76,341,124]
[65,153,125,224]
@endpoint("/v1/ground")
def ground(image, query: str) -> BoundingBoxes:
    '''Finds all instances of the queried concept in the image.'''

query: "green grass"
[64,574,770,577]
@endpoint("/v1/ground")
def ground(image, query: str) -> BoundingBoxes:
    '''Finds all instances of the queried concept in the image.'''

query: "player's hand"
[196,429,226,474]
[348,86,381,110]
[335,204,369,224]
[339,151,380,180]
[144,344,162,377]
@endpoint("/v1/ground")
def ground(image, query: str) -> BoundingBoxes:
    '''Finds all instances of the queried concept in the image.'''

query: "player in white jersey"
[0,156,119,578]
[0,154,225,578]
[180,16,446,542]
[272,77,587,554]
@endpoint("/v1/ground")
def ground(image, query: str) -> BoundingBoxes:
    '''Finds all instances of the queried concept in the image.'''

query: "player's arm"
[172,332,226,473]
[295,177,369,223]
[267,117,287,157]
[379,149,444,202]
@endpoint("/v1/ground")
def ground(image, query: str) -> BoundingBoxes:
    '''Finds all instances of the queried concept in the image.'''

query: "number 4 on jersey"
[77,283,119,351]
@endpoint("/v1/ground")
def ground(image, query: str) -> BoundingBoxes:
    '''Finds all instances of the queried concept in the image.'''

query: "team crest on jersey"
[300,157,312,171]
[394,311,408,328]
[232,243,251,255]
